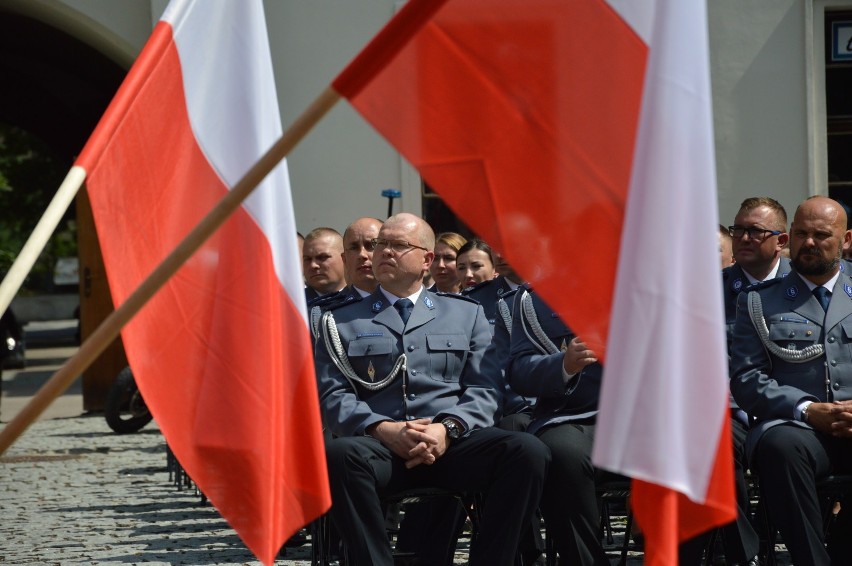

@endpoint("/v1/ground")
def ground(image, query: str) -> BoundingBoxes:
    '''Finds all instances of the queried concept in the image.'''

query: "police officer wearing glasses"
[315,213,550,566]
[712,197,791,565]
[731,196,852,565]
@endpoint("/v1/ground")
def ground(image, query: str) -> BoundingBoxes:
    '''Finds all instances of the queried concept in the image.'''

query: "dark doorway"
[0,8,128,409]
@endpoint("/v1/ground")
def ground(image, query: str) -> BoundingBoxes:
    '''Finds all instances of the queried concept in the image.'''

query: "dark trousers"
[753,424,852,566]
[394,411,543,565]
[725,417,761,562]
[536,422,610,566]
[679,416,760,564]
[326,427,550,566]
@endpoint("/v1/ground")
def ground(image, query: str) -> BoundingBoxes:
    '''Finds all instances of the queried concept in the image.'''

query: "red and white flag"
[593,2,734,562]
[74,1,329,563]
[332,0,734,563]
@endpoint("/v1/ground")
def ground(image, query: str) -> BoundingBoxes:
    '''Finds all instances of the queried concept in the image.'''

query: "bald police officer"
[315,213,549,566]
[731,196,852,565]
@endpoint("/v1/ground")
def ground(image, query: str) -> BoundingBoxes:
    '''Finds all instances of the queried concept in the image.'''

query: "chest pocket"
[426,334,469,382]
[768,321,819,350]
[347,337,395,377]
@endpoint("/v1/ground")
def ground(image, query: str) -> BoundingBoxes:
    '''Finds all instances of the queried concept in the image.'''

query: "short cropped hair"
[738,197,787,232]
[304,227,342,243]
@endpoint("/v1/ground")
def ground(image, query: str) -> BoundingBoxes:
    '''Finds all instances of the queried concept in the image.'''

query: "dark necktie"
[813,286,831,313]
[394,298,414,325]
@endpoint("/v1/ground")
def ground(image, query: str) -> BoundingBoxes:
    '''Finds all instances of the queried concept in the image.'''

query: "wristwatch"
[441,418,462,441]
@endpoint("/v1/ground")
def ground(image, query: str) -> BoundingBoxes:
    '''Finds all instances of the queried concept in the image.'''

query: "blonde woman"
[429,232,467,293]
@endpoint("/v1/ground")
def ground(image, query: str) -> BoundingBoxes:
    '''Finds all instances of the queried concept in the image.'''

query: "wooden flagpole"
[0,86,342,455]
[0,167,88,317]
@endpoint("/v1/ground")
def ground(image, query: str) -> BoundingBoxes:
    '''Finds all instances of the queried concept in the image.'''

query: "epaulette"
[743,277,784,292]
[723,266,748,294]
[326,294,363,312]
[310,290,361,311]
[307,289,343,308]
[498,287,519,300]
[461,278,496,297]
[434,291,480,305]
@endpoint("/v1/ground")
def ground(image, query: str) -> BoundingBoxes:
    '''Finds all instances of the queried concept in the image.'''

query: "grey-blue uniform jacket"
[730,270,852,458]
[314,286,501,438]
[722,258,791,410]
[307,284,361,340]
[506,287,601,435]
[723,258,792,347]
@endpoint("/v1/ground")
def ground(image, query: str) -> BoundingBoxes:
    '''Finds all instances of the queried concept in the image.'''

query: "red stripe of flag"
[76,4,329,564]
[333,1,735,563]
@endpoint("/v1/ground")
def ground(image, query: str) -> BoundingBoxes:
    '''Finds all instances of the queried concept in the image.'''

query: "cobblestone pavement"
[0,416,318,565]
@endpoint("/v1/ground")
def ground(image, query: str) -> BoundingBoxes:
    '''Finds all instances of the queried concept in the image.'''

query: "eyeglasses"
[370,238,429,253]
[728,225,782,241]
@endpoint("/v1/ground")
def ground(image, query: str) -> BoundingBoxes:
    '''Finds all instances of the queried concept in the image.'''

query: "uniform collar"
[380,285,424,306]
[741,259,780,286]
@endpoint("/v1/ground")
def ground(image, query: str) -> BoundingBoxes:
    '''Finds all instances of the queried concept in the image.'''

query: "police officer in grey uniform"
[303,227,346,302]
[315,213,549,566]
[713,197,791,565]
[506,286,608,566]
[731,196,852,565]
[307,217,383,335]
[396,258,540,565]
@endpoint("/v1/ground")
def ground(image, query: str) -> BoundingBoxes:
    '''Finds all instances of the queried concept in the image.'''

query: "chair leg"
[597,499,615,545]
[758,494,777,566]
[619,510,633,566]
[702,528,719,566]
[544,522,557,566]
[311,514,334,566]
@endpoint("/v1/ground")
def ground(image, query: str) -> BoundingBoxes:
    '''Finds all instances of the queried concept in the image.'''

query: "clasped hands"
[806,400,852,438]
[369,418,449,468]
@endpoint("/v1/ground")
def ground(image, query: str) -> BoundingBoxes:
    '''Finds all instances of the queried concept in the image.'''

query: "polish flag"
[593,2,735,561]
[332,0,734,563]
[74,1,329,564]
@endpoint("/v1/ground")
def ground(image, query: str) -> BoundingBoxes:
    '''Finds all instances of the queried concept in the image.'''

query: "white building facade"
[2,0,851,232]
